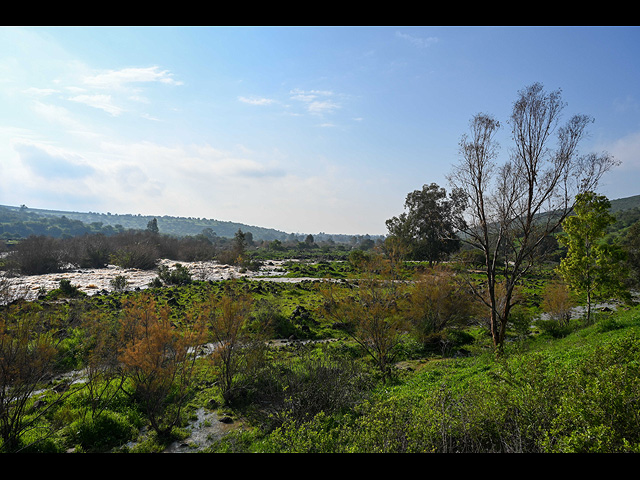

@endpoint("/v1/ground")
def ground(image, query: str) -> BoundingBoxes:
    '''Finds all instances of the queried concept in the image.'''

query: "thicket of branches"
[1,230,221,275]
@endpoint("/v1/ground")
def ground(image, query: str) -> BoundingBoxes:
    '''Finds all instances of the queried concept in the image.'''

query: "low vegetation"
[1,232,639,453]
[2,83,639,453]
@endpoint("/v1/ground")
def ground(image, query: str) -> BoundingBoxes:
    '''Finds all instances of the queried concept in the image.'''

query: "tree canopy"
[386,183,467,265]
[557,191,628,322]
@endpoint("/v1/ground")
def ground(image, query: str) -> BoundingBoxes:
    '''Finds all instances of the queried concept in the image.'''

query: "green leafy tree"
[557,192,628,323]
[232,229,247,263]
[621,220,640,287]
[386,183,467,265]
[146,218,159,234]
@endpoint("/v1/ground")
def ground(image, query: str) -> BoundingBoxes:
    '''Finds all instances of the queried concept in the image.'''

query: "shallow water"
[163,408,242,453]
[1,259,297,302]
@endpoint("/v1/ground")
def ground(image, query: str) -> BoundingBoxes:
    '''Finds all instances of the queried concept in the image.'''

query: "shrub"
[110,246,158,270]
[245,345,373,433]
[110,275,129,292]
[509,304,534,339]
[541,281,576,327]
[536,317,575,338]
[403,267,475,345]
[420,328,475,356]
[543,333,640,452]
[8,235,64,274]
[45,279,86,300]
[66,411,135,452]
[60,279,81,296]
[249,298,291,338]
[156,263,192,286]
[67,234,112,268]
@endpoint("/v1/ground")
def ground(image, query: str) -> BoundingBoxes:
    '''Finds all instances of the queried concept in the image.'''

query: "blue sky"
[1,26,639,235]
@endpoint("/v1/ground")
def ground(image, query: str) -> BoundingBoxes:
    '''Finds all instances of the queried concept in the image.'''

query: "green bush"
[45,279,86,300]
[536,317,575,338]
[542,333,640,452]
[67,411,136,452]
[110,274,129,292]
[258,330,640,453]
[245,346,373,433]
[156,263,192,286]
[423,328,474,355]
[249,298,292,338]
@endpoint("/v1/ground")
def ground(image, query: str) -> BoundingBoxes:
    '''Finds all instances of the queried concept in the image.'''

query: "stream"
[0,258,318,303]
[162,408,243,453]
[0,258,321,452]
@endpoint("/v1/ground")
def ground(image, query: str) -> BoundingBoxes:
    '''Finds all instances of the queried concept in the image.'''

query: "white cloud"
[594,130,640,200]
[307,100,340,115]
[31,101,85,131]
[238,96,275,106]
[289,89,341,116]
[81,66,183,89]
[68,94,123,116]
[22,87,58,97]
[608,131,640,170]
[396,31,439,49]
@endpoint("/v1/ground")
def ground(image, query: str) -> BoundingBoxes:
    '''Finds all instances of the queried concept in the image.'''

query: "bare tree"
[200,289,255,403]
[320,255,406,382]
[118,294,204,437]
[448,83,618,353]
[0,300,73,452]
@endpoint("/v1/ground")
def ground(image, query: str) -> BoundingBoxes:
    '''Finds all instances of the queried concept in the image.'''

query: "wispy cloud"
[68,94,123,116]
[22,87,59,97]
[289,89,341,116]
[396,31,439,49]
[31,101,85,131]
[47,65,183,119]
[238,96,275,106]
[81,66,183,89]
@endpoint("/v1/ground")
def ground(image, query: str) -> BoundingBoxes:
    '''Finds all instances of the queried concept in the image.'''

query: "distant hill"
[0,204,289,242]
[609,194,640,213]
[607,194,640,236]
[4,193,634,245]
[0,204,379,244]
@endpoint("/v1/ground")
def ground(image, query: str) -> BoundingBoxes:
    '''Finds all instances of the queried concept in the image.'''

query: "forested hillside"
[0,205,381,245]
[0,204,287,242]
[1,195,637,245]
[609,194,640,234]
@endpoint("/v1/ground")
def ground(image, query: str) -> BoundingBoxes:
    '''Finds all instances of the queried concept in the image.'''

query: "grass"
[205,303,640,453]
[3,258,640,453]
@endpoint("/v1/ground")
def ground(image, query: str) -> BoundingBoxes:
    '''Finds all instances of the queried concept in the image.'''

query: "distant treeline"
[0,204,383,245]
[0,226,382,276]
[0,230,222,275]
[0,205,126,241]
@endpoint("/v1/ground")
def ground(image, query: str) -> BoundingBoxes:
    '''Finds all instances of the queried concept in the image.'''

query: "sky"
[1,26,639,236]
